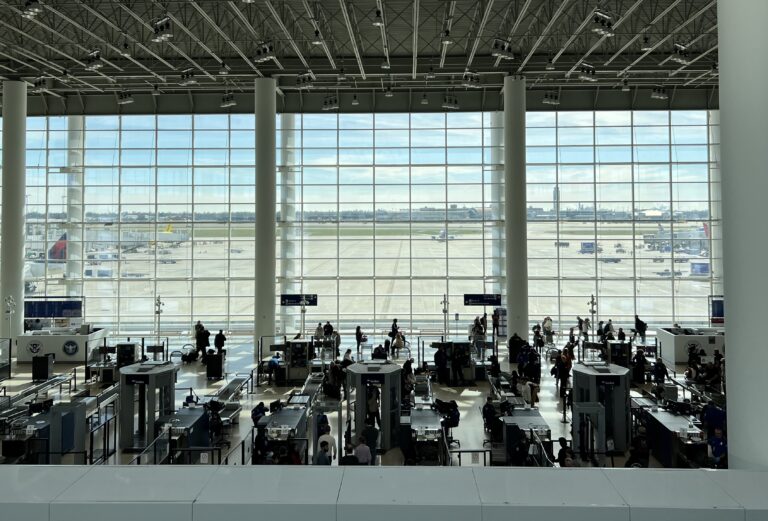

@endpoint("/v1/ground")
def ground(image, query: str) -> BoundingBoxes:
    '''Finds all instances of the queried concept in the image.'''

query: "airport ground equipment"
[119,361,177,450]
[572,363,630,453]
[346,360,401,451]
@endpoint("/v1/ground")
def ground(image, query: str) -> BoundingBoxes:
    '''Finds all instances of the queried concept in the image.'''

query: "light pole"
[441,293,449,338]
[4,296,16,345]
[154,295,164,347]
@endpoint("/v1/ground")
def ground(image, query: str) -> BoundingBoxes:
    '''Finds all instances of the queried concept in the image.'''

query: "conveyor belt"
[0,374,73,412]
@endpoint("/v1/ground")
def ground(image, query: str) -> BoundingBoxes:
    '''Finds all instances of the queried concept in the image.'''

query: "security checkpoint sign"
[280,294,318,306]
[463,294,502,306]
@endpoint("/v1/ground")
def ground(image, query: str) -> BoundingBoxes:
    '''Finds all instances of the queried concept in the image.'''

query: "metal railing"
[223,427,256,465]
[448,448,492,467]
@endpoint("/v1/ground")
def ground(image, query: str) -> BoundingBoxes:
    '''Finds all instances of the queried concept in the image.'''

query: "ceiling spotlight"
[296,71,314,90]
[311,30,323,46]
[441,94,459,110]
[462,71,481,89]
[490,38,514,60]
[670,42,690,66]
[651,87,669,100]
[578,63,597,82]
[179,69,197,86]
[337,68,347,82]
[30,77,46,94]
[220,93,237,108]
[84,51,103,71]
[218,63,230,76]
[420,93,429,105]
[384,86,394,98]
[150,16,173,43]
[441,29,453,46]
[21,0,42,19]
[117,91,134,105]
[372,9,384,27]
[592,11,615,37]
[381,60,391,70]
[542,92,560,106]
[254,41,276,63]
[351,94,359,106]
[241,0,256,3]
[545,59,555,71]
[322,95,339,111]
[640,35,653,52]
[119,41,132,58]
[621,79,630,92]
[152,85,161,96]
[425,67,436,80]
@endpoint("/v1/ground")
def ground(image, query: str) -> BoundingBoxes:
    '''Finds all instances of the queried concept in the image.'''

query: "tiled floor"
[2,336,662,467]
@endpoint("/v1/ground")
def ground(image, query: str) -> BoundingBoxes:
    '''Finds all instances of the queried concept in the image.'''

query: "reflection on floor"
[2,336,663,467]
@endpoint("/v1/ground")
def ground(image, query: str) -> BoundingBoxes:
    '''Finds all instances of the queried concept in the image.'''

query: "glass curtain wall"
[0,110,720,335]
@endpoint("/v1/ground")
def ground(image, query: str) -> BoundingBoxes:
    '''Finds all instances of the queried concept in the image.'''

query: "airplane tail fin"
[703,222,710,239]
[48,233,67,260]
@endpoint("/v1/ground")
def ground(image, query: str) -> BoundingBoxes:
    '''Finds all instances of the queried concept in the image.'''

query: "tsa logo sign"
[27,341,42,354]
[62,340,79,356]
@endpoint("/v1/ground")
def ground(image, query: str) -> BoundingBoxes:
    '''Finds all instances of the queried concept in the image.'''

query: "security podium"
[346,361,401,451]
[119,361,177,450]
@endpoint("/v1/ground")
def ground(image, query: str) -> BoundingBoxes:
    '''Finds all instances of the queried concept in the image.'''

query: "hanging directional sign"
[463,294,502,306]
[280,294,318,306]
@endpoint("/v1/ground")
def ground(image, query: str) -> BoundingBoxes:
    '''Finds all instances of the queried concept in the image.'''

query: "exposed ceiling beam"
[670,44,718,77]
[658,24,717,66]
[684,68,716,87]
[516,0,573,73]
[265,0,313,77]
[617,0,716,76]
[438,1,456,69]
[190,1,261,74]
[466,0,495,70]
[76,0,175,72]
[338,0,366,79]
[551,6,598,63]
[302,0,336,70]
[119,3,216,82]
[375,0,391,69]
[227,2,282,71]
[604,0,682,66]
[565,0,645,77]
[493,0,531,67]
[412,0,419,79]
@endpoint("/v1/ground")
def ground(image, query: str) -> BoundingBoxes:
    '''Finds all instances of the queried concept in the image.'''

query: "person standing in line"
[317,425,337,462]
[492,310,500,338]
[339,444,359,465]
[354,435,372,465]
[313,441,331,465]
[480,313,488,335]
[355,325,365,358]
[315,322,324,341]
[214,329,226,353]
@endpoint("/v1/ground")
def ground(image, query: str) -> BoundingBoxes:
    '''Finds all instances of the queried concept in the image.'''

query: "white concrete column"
[254,78,277,349]
[490,111,504,298]
[719,0,768,470]
[65,116,84,297]
[503,75,528,338]
[278,113,300,334]
[1,81,27,340]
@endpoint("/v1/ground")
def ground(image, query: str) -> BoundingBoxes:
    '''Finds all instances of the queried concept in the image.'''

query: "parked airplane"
[431,229,456,241]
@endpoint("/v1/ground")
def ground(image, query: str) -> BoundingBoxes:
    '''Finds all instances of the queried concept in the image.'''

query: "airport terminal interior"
[0,0,766,519]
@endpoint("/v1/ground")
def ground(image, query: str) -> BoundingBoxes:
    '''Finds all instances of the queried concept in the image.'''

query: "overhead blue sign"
[280,294,318,306]
[463,294,502,306]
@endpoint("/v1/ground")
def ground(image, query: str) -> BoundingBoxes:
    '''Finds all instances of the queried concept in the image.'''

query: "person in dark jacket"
[634,315,647,344]
[434,345,449,385]
[214,330,226,352]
